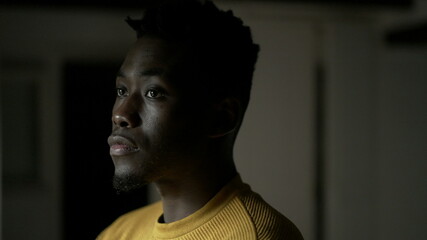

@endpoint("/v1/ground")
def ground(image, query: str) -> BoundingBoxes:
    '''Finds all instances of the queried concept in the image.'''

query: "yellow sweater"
[97,176,303,239]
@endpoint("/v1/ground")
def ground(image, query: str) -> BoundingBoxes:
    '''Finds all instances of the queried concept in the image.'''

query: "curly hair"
[126,0,259,111]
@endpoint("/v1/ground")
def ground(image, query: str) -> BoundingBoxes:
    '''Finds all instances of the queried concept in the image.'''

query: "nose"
[112,115,132,128]
[112,96,141,128]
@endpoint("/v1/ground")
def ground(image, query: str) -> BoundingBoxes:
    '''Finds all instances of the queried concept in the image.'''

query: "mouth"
[108,135,140,156]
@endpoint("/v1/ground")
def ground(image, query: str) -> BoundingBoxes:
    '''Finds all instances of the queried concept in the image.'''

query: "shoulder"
[236,189,304,240]
[96,201,162,240]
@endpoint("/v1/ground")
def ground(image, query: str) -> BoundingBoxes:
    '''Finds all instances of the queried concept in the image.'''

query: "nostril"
[112,115,131,128]
[119,121,129,128]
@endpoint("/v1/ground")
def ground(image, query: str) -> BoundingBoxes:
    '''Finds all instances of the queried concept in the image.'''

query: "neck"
[154,157,237,223]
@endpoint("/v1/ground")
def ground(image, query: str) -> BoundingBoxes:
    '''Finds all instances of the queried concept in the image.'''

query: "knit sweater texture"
[97,176,303,240]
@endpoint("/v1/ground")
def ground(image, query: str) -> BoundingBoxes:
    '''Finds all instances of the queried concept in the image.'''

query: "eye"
[145,89,164,99]
[116,87,127,97]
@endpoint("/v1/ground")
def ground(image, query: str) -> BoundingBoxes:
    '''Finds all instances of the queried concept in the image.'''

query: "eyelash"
[115,87,165,99]
[145,89,165,99]
[116,87,128,98]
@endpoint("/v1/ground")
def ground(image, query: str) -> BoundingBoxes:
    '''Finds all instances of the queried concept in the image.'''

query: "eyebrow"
[116,68,165,78]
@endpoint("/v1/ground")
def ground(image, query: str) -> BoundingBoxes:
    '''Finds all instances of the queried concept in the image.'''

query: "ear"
[207,98,241,138]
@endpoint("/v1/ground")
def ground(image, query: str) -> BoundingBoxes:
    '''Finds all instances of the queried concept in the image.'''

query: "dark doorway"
[63,62,148,240]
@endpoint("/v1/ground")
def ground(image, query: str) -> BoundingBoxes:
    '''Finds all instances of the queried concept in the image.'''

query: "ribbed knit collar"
[152,174,249,238]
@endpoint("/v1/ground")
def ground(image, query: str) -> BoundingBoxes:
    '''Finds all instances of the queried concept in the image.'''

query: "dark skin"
[108,35,240,223]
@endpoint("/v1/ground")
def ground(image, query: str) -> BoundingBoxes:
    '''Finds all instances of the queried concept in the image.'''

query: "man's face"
[108,36,207,192]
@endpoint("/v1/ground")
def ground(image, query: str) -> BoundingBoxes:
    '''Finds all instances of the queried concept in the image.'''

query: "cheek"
[140,107,170,146]
[141,103,205,147]
[141,105,164,132]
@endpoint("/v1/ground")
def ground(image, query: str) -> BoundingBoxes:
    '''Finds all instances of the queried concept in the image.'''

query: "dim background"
[1,0,426,239]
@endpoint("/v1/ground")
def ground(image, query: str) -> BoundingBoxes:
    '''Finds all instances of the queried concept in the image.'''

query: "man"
[98,0,303,239]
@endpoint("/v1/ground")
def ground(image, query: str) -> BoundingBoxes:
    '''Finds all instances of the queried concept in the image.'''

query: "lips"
[108,135,140,156]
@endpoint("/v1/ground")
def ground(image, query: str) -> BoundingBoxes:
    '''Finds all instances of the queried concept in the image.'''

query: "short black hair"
[126,0,259,112]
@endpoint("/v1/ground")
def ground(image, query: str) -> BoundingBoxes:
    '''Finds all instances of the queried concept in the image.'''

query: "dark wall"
[63,62,148,239]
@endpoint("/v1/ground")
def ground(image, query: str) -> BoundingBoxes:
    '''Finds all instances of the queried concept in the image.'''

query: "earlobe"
[207,98,241,138]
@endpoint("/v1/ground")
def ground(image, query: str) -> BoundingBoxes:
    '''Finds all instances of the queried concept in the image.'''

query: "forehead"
[120,36,187,76]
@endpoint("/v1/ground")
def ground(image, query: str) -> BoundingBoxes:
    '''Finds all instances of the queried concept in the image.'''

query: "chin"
[112,168,149,194]
[112,173,149,194]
